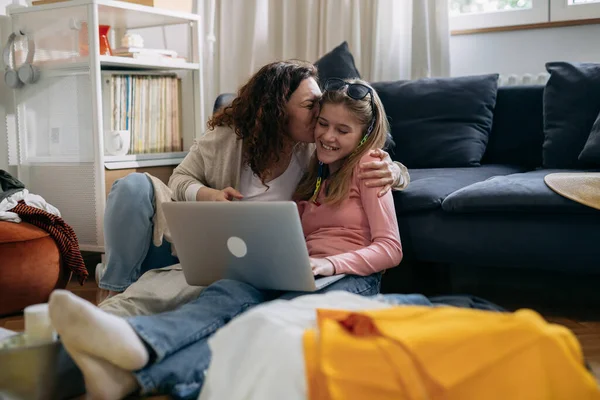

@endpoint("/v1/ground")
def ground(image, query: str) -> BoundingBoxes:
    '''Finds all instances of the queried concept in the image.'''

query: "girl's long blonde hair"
[294,78,390,206]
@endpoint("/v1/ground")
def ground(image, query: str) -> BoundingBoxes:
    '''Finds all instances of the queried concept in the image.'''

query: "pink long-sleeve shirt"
[297,154,403,276]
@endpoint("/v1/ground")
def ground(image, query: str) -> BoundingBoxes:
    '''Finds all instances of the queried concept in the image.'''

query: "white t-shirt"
[238,152,304,201]
[185,149,307,202]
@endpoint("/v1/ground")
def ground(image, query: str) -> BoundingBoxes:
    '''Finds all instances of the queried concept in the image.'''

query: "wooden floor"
[1,279,599,389]
[0,280,98,332]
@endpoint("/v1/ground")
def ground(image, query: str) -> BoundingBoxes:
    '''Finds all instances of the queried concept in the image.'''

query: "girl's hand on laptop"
[196,187,244,202]
[357,149,399,197]
[310,257,335,276]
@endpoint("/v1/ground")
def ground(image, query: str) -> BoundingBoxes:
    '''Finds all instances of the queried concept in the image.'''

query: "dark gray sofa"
[394,85,599,271]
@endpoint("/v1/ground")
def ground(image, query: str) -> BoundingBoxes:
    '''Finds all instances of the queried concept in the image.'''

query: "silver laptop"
[162,201,345,292]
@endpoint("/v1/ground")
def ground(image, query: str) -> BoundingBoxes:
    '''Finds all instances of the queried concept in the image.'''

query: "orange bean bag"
[0,221,68,316]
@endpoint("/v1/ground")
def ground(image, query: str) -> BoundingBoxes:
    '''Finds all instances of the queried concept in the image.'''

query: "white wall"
[450,24,600,77]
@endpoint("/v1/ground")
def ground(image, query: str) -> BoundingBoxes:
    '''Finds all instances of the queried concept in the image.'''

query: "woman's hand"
[357,149,401,197]
[196,187,244,202]
[310,257,335,276]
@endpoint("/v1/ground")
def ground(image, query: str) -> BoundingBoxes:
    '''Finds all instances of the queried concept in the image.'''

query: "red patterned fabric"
[11,202,88,284]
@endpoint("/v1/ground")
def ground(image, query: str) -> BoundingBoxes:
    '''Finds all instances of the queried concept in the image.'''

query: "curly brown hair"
[208,60,318,185]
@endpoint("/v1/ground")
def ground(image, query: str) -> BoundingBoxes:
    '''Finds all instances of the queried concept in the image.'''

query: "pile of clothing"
[199,291,600,400]
[0,170,87,283]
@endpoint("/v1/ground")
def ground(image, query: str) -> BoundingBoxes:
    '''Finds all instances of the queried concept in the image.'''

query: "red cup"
[79,23,113,56]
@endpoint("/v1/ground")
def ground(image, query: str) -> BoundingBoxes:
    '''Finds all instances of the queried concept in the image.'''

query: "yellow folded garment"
[303,306,600,400]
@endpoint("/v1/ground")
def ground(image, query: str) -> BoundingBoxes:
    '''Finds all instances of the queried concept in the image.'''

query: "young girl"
[296,77,402,278]
[47,78,406,400]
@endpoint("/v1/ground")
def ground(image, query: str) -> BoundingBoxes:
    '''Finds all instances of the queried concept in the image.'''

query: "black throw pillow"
[543,62,600,168]
[314,41,361,83]
[371,74,499,168]
[579,110,600,165]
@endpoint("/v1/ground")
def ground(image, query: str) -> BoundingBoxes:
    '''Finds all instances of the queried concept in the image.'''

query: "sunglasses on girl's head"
[322,78,376,137]
[323,78,373,100]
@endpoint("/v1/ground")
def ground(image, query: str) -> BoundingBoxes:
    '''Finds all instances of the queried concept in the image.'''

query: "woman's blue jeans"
[100,173,178,291]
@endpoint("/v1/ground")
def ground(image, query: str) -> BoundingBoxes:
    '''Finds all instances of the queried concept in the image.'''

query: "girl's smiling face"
[314,103,365,172]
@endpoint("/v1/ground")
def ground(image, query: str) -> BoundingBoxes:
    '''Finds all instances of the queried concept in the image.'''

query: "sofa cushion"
[442,169,600,214]
[372,74,499,169]
[482,85,544,169]
[579,109,600,166]
[394,165,526,214]
[314,41,361,83]
[543,62,600,169]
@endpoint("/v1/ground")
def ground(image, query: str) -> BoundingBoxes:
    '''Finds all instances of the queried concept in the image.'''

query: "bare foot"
[49,289,149,371]
[65,342,139,400]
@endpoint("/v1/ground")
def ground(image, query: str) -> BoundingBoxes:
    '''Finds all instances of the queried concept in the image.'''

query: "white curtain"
[198,0,450,119]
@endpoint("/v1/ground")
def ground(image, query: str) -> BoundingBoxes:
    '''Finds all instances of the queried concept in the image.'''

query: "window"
[449,0,534,15]
[551,0,600,21]
[450,0,600,31]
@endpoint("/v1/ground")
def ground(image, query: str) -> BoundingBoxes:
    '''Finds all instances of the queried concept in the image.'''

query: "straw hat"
[544,172,600,211]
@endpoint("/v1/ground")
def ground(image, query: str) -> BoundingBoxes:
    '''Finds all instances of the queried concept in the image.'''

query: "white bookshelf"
[7,0,204,252]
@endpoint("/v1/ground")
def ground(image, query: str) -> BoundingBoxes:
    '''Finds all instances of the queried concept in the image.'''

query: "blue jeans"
[101,173,178,291]
[377,293,505,311]
[127,274,382,399]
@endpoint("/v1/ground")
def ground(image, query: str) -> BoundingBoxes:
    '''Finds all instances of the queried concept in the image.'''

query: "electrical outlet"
[50,127,60,144]
[49,127,60,156]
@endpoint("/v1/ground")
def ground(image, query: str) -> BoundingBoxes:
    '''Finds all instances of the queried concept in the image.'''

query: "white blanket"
[199,292,391,400]
[0,189,61,223]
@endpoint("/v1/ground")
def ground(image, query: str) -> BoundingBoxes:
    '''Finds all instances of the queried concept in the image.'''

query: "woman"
[99,60,409,299]
[49,78,409,399]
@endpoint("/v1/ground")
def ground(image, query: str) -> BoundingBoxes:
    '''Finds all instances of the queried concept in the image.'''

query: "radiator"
[498,73,550,87]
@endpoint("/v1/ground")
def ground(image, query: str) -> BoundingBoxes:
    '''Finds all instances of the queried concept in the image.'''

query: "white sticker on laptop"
[227,236,247,258]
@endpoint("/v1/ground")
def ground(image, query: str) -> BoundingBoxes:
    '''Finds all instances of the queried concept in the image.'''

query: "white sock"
[65,342,139,400]
[49,290,149,371]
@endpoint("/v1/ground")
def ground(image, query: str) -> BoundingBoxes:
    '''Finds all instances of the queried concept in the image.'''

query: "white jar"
[24,303,56,345]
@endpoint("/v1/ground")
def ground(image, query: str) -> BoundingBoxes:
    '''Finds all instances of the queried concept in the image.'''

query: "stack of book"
[109,74,182,154]
[112,47,186,64]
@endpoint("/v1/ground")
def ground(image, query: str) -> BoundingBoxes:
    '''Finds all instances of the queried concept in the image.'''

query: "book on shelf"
[109,74,183,154]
